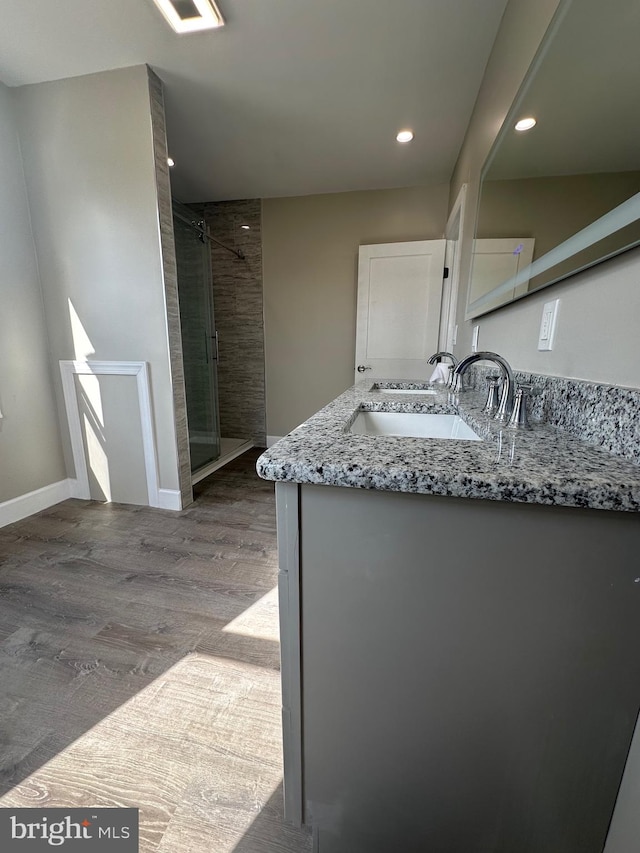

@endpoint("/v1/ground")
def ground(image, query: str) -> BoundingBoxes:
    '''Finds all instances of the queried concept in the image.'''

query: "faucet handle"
[506,384,532,430]
[444,363,456,388]
[450,370,463,393]
[483,375,501,414]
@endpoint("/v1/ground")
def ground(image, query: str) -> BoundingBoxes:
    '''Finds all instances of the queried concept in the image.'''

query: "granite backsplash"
[462,367,640,465]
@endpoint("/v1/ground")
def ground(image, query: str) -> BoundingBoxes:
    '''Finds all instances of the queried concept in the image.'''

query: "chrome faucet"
[427,351,458,368]
[453,351,515,421]
[427,352,458,387]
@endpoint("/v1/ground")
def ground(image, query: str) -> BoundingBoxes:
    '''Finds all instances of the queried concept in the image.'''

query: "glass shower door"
[172,202,221,473]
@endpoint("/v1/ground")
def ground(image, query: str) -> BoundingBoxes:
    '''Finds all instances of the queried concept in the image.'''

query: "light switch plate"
[472,325,480,352]
[538,299,560,351]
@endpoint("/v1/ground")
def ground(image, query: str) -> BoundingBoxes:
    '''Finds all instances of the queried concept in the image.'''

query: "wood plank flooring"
[0,450,311,852]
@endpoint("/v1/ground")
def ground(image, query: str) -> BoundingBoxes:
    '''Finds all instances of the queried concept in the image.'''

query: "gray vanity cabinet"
[276,481,640,853]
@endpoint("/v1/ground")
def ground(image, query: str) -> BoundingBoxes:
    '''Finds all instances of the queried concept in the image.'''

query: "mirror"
[467,0,640,318]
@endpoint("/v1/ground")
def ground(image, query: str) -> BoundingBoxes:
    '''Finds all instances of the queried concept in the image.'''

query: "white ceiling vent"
[151,0,225,33]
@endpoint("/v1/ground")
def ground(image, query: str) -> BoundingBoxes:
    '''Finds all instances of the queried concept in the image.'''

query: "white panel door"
[355,240,446,381]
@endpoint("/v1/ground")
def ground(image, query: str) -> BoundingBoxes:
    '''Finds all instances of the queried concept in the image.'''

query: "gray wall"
[0,81,66,503]
[199,199,266,447]
[13,66,182,500]
[262,185,449,438]
[449,0,640,389]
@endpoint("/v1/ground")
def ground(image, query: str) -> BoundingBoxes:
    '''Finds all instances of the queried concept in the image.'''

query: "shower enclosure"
[172,200,221,474]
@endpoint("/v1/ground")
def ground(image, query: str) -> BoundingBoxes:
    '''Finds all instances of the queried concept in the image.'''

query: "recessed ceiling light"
[151,0,225,34]
[515,117,537,132]
[396,130,414,143]
[167,157,175,167]
[240,225,250,230]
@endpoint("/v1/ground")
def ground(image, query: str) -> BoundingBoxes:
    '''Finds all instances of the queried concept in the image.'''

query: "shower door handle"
[212,331,219,361]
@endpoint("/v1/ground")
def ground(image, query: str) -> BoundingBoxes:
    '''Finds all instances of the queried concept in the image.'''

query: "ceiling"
[0,0,509,202]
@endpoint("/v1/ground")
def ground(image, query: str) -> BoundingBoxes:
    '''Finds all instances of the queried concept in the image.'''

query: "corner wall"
[449,0,640,389]
[13,66,183,503]
[262,184,449,438]
[0,81,66,505]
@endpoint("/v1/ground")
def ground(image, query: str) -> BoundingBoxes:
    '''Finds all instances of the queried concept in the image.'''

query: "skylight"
[151,0,225,33]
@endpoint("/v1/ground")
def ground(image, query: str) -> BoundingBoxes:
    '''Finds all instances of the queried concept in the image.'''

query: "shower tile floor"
[191,436,254,482]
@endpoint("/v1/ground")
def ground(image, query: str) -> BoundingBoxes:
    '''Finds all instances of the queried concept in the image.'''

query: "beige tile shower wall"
[173,225,211,439]
[199,199,266,447]
[147,69,193,507]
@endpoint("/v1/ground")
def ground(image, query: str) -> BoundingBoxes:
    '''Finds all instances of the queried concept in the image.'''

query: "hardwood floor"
[0,450,311,852]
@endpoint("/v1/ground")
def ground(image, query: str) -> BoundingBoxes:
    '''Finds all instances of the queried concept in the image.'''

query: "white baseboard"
[267,435,284,447]
[157,488,182,511]
[68,478,86,499]
[0,478,77,528]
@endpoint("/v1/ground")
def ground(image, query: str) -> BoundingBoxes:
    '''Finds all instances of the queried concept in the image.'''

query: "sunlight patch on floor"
[0,652,285,852]
[222,587,279,643]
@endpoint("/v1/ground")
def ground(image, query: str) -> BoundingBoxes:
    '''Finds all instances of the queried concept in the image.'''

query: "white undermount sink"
[350,411,481,441]
[372,383,437,396]
[377,388,437,396]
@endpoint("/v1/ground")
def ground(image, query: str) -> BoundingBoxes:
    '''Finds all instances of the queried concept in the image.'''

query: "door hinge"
[443,266,450,279]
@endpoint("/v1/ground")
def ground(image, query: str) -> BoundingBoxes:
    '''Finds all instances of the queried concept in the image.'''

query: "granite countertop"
[257,380,640,512]
[256,380,640,512]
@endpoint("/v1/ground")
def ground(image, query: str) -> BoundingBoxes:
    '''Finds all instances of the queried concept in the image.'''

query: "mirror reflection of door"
[470,238,535,313]
[355,240,446,382]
